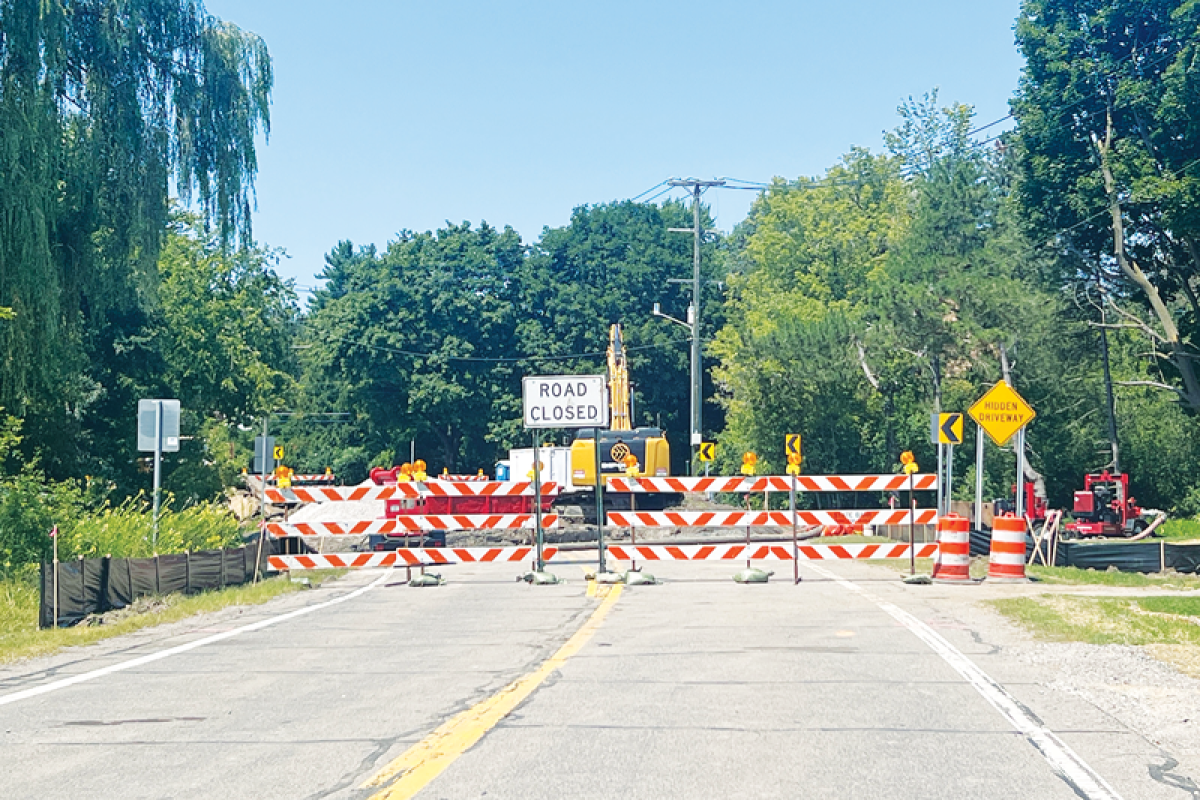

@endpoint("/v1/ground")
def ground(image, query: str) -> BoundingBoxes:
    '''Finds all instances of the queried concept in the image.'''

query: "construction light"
[623,453,640,476]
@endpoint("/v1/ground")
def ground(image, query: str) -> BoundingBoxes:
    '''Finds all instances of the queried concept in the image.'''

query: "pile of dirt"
[79,595,174,626]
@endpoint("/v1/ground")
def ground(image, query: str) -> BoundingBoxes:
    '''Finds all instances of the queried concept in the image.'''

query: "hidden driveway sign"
[969,381,1036,446]
[522,375,609,429]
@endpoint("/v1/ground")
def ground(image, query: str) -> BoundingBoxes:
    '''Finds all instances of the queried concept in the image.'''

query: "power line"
[630,181,669,202]
[965,42,1184,144]
[967,114,1013,137]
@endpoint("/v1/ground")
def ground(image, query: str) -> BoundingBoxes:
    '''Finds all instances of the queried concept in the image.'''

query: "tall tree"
[1013,0,1200,409]
[0,0,272,472]
[299,223,525,477]
[712,149,909,476]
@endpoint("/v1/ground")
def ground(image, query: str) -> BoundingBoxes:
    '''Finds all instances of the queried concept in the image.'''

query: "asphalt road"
[1,555,1195,799]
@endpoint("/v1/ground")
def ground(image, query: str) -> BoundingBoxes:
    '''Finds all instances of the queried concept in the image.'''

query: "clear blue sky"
[203,1,1025,291]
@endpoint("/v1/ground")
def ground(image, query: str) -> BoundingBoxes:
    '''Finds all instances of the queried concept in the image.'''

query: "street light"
[652,301,697,473]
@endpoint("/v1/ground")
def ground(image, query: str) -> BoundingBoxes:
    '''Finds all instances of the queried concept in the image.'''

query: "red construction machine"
[1062,470,1147,538]
[994,480,1048,526]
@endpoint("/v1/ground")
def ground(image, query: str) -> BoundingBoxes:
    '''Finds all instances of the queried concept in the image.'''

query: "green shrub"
[61,496,243,559]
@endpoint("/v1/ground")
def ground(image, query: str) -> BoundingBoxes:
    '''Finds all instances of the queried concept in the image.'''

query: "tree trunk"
[435,425,457,474]
[1096,106,1200,411]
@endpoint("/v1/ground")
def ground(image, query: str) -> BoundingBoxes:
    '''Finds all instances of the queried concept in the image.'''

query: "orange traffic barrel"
[986,514,1030,582]
[932,514,972,583]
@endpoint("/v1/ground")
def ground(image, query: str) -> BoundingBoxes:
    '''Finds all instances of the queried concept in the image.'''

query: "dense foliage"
[2,0,1200,572]
[0,0,272,478]
[290,202,720,478]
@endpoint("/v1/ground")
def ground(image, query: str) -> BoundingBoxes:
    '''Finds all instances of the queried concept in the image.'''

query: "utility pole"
[666,178,725,466]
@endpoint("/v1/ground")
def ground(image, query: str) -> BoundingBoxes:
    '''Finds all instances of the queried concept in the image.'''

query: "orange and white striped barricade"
[262,480,559,505]
[266,514,559,537]
[605,509,936,529]
[986,514,1030,582]
[268,546,554,572]
[605,474,938,494]
[931,513,973,583]
[268,541,942,572]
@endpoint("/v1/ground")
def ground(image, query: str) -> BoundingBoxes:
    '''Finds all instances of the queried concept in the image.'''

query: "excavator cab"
[570,427,670,486]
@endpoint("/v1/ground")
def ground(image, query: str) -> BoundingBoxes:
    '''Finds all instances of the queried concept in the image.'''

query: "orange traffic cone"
[932,514,973,583]
[986,514,1030,582]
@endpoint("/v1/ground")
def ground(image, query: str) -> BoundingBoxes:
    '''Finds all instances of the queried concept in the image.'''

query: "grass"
[989,592,1200,679]
[0,569,346,665]
[1160,517,1200,541]
[1026,564,1200,589]
[988,595,1200,647]
[1131,596,1200,616]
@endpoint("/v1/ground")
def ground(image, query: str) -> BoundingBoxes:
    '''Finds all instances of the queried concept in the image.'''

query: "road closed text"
[528,403,602,424]
[522,375,609,429]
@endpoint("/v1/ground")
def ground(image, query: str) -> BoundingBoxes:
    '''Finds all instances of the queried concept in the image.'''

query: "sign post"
[522,376,609,577]
[138,399,180,547]
[900,451,918,575]
[594,427,606,573]
[785,434,802,585]
[974,424,985,531]
[51,525,58,628]
[532,432,544,571]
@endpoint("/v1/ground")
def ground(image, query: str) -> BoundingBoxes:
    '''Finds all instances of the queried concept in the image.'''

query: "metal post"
[594,428,606,574]
[259,416,269,525]
[630,491,637,572]
[946,444,954,516]
[1015,428,1026,520]
[974,423,985,531]
[152,400,162,547]
[254,415,268,584]
[691,186,702,456]
[791,474,799,585]
[52,527,58,629]
[936,441,945,517]
[533,432,544,572]
[909,471,916,576]
[745,490,752,569]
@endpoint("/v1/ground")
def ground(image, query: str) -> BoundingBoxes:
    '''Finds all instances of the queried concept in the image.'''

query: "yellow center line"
[361,584,624,799]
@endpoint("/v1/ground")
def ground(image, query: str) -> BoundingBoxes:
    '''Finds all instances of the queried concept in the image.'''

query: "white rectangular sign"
[137,399,181,452]
[522,375,609,429]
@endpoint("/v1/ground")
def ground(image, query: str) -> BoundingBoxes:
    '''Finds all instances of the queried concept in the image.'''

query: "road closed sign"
[522,375,609,429]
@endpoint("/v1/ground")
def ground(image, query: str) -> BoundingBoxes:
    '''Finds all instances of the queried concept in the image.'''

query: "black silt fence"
[969,529,1200,574]
[39,540,276,629]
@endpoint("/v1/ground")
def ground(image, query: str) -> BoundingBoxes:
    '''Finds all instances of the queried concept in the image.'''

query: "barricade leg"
[986,514,1030,582]
[932,514,973,584]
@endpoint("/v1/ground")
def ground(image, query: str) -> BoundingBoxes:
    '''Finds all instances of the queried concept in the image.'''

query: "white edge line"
[0,570,392,708]
[805,563,1124,800]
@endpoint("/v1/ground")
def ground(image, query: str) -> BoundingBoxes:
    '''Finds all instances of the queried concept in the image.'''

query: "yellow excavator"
[569,324,672,501]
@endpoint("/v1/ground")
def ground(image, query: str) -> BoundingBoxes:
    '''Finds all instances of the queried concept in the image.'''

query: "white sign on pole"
[137,399,181,452]
[522,375,609,429]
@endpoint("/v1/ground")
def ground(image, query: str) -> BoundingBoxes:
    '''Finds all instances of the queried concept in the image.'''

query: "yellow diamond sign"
[969,381,1036,446]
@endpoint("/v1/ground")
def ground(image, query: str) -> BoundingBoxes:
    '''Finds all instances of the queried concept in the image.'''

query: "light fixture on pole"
[666,177,725,460]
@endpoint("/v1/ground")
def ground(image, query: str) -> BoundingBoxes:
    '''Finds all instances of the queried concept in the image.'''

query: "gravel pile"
[1017,641,1200,754]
